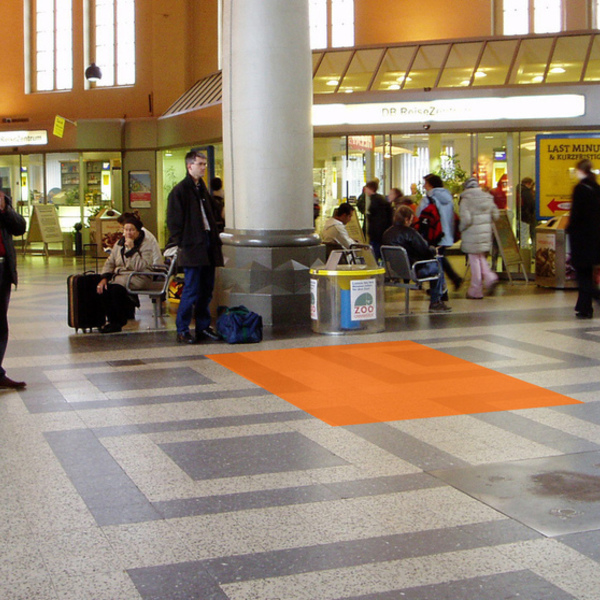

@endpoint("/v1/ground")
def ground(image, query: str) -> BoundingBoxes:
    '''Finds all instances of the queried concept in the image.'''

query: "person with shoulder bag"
[566,159,600,319]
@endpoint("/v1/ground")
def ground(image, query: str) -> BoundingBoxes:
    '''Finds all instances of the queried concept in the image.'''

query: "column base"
[218,244,326,327]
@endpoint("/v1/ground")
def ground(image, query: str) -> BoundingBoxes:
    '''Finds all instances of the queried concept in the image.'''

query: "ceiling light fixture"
[85,62,102,82]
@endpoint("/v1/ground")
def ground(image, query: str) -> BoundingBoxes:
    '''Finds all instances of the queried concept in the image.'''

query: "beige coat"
[101,234,154,289]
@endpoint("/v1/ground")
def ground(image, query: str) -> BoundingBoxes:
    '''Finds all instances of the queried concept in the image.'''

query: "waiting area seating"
[125,249,178,329]
[380,245,440,314]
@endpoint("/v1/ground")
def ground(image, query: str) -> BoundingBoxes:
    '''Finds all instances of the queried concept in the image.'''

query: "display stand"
[24,205,64,256]
[492,210,529,283]
[345,210,366,244]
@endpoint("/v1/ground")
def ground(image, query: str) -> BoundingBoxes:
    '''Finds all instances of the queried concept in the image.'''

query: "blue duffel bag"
[216,306,263,344]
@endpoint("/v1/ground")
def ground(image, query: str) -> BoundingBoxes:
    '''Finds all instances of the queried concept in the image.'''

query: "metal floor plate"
[430,451,600,537]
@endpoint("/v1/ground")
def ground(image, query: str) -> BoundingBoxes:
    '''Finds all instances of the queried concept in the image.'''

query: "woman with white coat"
[459,178,500,299]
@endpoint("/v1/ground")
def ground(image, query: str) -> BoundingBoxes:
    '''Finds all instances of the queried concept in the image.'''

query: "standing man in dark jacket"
[365,180,392,261]
[0,190,26,388]
[566,159,600,319]
[167,151,224,343]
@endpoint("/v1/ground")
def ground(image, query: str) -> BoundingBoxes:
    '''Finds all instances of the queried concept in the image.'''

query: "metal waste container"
[535,215,576,289]
[310,248,385,334]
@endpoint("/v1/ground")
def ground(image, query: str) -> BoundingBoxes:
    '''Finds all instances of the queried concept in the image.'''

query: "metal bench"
[380,245,440,315]
[125,249,178,329]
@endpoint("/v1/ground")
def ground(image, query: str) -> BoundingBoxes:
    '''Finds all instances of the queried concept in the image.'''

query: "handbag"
[216,305,263,344]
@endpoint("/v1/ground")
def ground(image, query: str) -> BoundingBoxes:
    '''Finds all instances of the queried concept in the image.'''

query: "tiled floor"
[3,255,600,598]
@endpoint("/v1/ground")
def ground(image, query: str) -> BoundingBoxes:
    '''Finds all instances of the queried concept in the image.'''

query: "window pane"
[331,0,354,48]
[338,49,383,93]
[437,42,483,88]
[508,37,553,84]
[309,0,327,49]
[37,70,54,91]
[504,0,529,35]
[584,35,600,81]
[313,50,352,93]
[473,39,518,86]
[56,68,73,90]
[117,61,135,85]
[534,0,562,33]
[546,35,590,83]
[36,51,53,72]
[37,31,54,51]
[372,46,416,91]
[404,44,449,89]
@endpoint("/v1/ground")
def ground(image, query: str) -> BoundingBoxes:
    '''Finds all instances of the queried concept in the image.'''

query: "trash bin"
[535,215,577,289]
[310,248,385,334]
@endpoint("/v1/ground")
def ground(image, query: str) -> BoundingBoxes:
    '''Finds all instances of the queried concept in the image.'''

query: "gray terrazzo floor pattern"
[2,256,600,599]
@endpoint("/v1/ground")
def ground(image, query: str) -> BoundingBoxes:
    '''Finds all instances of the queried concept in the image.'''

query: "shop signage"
[350,279,377,321]
[26,205,64,245]
[536,133,600,219]
[312,95,585,126]
[348,136,374,151]
[0,130,48,147]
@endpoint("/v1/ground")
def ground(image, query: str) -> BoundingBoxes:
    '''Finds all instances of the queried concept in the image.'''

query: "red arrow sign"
[548,199,572,213]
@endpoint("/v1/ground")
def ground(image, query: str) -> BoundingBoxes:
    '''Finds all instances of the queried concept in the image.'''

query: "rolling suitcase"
[67,272,106,332]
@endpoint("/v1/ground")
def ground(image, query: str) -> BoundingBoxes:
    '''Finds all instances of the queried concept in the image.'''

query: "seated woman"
[96,215,155,333]
[381,205,451,313]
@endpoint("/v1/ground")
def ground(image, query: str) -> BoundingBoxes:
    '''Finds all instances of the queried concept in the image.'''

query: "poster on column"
[350,279,377,321]
[536,133,600,220]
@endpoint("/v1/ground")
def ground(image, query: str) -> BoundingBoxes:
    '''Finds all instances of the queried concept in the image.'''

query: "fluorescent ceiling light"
[326,79,338,86]
[549,66,566,74]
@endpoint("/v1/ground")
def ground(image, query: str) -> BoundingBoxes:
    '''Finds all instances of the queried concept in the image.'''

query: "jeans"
[415,258,445,303]
[176,264,216,334]
[0,263,10,377]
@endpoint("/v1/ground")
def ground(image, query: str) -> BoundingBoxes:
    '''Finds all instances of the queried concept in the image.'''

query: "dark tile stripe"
[336,571,577,600]
[127,520,540,595]
[473,412,600,454]
[92,409,311,438]
[153,473,443,519]
[45,430,161,527]
[345,422,471,470]
[68,387,268,411]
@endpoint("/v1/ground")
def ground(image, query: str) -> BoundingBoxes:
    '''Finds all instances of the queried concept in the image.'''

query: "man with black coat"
[167,151,224,343]
[566,159,600,319]
[365,180,392,261]
[0,190,26,387]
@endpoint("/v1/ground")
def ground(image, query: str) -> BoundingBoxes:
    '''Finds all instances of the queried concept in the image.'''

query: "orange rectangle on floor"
[207,341,581,426]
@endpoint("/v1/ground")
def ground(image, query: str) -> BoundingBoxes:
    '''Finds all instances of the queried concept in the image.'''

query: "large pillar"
[220,0,324,326]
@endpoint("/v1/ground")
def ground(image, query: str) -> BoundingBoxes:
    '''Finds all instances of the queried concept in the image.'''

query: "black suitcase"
[67,272,106,332]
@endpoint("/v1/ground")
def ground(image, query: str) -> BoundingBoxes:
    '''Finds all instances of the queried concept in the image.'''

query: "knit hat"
[463,177,479,190]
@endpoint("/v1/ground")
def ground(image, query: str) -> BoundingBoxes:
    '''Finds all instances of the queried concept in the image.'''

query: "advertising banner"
[536,134,600,219]
[350,279,377,321]
[310,279,318,320]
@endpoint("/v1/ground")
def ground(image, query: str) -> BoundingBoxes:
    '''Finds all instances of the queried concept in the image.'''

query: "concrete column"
[220,0,324,326]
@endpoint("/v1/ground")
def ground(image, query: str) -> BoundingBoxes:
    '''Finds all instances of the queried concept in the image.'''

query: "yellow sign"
[53,116,66,138]
[536,134,600,219]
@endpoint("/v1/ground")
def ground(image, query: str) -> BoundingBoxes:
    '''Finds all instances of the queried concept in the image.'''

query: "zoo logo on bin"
[350,279,377,321]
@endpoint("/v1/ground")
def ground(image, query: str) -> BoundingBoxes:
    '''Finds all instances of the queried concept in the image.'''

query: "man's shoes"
[429,301,452,313]
[177,332,197,344]
[576,311,593,319]
[196,327,221,342]
[100,323,123,334]
[0,376,26,389]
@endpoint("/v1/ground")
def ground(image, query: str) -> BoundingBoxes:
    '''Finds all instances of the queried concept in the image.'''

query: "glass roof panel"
[312,52,323,75]
[338,48,385,93]
[509,37,554,84]
[437,42,484,88]
[584,35,600,82]
[313,50,353,94]
[473,39,518,86]
[404,44,449,89]
[546,35,590,83]
[371,46,417,91]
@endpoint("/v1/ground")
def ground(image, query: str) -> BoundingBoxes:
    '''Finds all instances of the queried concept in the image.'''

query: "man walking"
[167,151,223,344]
[0,189,26,388]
